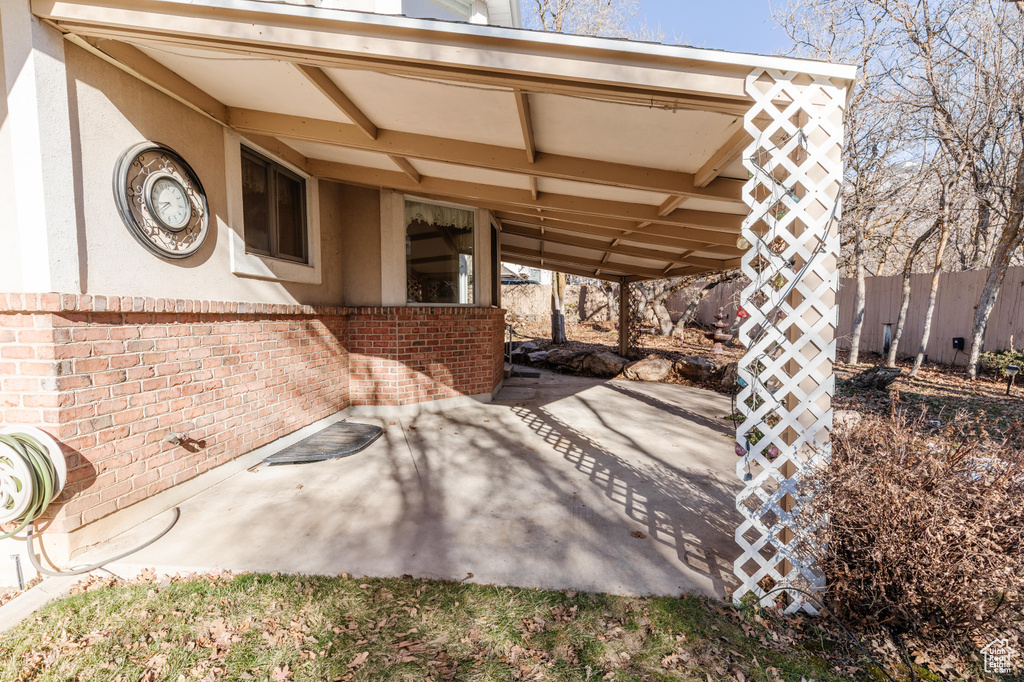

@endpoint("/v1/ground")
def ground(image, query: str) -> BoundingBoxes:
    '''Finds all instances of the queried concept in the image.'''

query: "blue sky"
[632,0,791,56]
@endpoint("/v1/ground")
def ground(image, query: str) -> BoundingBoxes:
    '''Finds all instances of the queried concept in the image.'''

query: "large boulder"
[719,362,740,391]
[622,356,674,382]
[510,341,540,364]
[847,365,903,391]
[544,348,577,366]
[580,351,629,377]
[527,351,549,365]
[674,356,720,383]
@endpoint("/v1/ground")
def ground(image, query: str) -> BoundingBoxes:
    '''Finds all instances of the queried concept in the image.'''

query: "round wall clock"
[113,142,210,259]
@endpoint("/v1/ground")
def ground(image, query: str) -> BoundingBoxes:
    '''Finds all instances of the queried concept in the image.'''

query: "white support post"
[0,0,82,294]
[732,69,848,614]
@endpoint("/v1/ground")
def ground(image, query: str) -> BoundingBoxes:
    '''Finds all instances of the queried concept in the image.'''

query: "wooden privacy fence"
[668,266,1024,366]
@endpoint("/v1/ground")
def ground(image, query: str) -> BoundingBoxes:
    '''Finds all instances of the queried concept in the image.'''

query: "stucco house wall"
[66,42,347,307]
[0,9,505,578]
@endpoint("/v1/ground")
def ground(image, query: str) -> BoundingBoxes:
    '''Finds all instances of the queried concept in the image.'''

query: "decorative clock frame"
[112,142,210,259]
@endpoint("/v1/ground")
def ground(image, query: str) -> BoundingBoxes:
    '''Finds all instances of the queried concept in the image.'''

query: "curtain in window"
[404,201,475,231]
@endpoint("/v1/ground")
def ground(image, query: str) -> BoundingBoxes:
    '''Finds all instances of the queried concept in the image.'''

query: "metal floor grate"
[263,422,383,466]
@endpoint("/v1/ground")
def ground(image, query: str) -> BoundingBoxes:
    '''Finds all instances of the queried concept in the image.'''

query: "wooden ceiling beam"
[67,36,228,123]
[514,91,537,164]
[227,109,745,203]
[694,124,749,188]
[500,223,735,270]
[294,63,378,140]
[502,254,626,282]
[502,244,710,280]
[491,211,743,254]
[658,195,689,216]
[293,64,424,185]
[389,155,422,183]
[308,161,742,245]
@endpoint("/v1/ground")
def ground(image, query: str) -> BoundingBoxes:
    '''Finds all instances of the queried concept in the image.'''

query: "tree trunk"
[653,302,674,336]
[886,219,940,367]
[551,271,567,344]
[848,220,867,365]
[910,187,952,377]
[968,202,992,270]
[967,151,1024,379]
[670,279,727,335]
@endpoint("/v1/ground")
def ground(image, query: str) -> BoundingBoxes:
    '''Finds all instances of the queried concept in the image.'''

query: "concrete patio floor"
[76,370,744,599]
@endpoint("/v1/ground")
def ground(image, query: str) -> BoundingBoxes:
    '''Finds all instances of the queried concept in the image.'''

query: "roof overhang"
[33,0,856,281]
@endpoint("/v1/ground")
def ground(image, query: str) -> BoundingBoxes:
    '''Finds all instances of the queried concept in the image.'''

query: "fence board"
[668,266,1024,365]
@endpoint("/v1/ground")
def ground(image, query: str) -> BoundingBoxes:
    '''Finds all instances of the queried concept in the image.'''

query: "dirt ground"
[511,320,745,363]
[834,352,1024,439]
[509,320,1023,439]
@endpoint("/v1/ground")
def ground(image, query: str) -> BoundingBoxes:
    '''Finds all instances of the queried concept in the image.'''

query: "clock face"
[113,142,210,259]
[147,175,192,231]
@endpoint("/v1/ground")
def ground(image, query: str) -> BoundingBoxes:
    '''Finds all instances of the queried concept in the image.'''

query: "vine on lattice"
[732,69,847,614]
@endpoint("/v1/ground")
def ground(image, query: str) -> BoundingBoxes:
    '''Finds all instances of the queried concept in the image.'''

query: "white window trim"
[400,194,488,307]
[224,129,322,284]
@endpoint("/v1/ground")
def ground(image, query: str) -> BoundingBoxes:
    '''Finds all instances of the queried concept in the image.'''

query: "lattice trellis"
[732,69,848,614]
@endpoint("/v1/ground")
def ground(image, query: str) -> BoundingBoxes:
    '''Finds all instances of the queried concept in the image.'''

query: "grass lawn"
[0,572,870,682]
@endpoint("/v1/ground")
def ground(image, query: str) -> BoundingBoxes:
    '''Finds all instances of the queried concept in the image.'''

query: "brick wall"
[347,307,505,406]
[0,295,504,535]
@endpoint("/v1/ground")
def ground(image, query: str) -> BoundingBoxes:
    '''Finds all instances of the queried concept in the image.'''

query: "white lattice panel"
[733,69,848,614]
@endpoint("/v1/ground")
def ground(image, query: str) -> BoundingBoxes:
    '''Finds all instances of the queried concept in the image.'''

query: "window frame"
[240,145,308,264]
[226,130,322,285]
[402,195,481,308]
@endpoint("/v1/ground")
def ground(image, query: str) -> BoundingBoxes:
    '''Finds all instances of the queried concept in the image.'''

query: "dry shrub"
[804,411,1024,643]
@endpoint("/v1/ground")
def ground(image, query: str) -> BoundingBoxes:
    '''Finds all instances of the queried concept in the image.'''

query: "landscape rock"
[622,357,674,382]
[847,365,903,391]
[544,348,579,366]
[674,356,720,383]
[580,351,629,377]
[834,410,863,429]
[527,351,549,364]
[719,362,740,391]
[510,341,540,363]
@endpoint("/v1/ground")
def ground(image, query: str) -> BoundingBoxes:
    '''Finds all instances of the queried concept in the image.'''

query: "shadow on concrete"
[90,372,743,599]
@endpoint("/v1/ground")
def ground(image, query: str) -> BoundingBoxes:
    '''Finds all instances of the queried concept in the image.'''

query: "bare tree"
[781,0,1024,374]
[877,0,1024,377]
[910,180,955,376]
[522,0,641,37]
[550,271,567,343]
[886,205,939,367]
[777,1,931,365]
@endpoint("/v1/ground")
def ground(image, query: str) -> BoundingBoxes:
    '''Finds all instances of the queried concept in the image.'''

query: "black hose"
[26,507,180,577]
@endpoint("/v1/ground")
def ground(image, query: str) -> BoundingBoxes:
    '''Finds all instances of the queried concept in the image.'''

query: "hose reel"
[0,427,66,540]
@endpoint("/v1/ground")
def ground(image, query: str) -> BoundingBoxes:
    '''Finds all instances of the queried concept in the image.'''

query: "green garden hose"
[0,426,181,577]
[0,432,60,540]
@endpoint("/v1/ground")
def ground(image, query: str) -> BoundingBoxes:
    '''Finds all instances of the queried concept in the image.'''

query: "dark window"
[241,147,307,263]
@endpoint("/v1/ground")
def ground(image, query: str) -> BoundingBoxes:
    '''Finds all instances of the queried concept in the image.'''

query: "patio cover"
[33,0,854,283]
[33,0,858,614]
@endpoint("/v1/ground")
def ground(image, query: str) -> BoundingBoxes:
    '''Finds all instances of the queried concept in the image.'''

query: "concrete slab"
[75,370,743,599]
